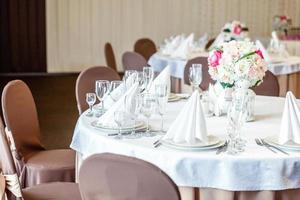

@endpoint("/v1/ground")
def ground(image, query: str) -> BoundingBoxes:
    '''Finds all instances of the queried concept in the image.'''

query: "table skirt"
[75,152,300,200]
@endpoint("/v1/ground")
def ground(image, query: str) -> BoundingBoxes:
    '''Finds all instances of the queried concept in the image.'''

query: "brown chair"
[122,51,148,71]
[205,38,215,50]
[75,66,121,114]
[104,42,118,71]
[252,70,280,97]
[184,57,214,90]
[79,153,181,200]
[0,116,81,200]
[1,80,76,188]
[134,38,157,61]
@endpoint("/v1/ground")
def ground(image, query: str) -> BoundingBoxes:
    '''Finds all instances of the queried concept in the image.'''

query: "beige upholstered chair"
[79,153,181,200]
[184,56,214,91]
[104,42,118,71]
[75,66,121,114]
[252,70,279,96]
[1,80,76,188]
[0,116,81,200]
[122,51,148,71]
[134,38,157,61]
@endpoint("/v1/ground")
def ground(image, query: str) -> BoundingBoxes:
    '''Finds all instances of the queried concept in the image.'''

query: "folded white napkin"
[255,40,271,63]
[271,31,280,48]
[161,35,182,55]
[171,33,195,59]
[197,33,209,50]
[278,91,300,144]
[104,83,125,109]
[163,90,208,144]
[97,83,139,128]
[149,65,171,96]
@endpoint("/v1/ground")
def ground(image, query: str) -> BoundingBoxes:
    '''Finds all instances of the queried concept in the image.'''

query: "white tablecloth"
[149,53,300,78]
[70,95,300,191]
[282,40,300,57]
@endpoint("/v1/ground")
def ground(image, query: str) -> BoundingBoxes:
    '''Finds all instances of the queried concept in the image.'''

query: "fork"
[255,138,277,154]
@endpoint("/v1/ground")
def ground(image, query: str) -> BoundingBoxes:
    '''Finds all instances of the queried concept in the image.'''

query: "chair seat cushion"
[22,149,76,187]
[23,182,81,200]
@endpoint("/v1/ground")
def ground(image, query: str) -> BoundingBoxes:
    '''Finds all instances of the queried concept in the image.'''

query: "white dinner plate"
[264,135,300,151]
[161,135,222,150]
[91,120,145,131]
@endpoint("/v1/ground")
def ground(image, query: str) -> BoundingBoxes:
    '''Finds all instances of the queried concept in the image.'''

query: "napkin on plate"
[163,90,208,144]
[197,33,208,50]
[97,83,139,128]
[255,40,271,63]
[171,33,195,59]
[149,65,171,96]
[104,82,125,109]
[161,35,182,55]
[278,91,300,144]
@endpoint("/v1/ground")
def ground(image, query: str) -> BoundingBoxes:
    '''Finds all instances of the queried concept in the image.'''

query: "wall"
[46,0,300,72]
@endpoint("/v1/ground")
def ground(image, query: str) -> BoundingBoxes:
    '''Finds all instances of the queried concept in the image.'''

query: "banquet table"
[71,95,300,200]
[148,53,300,98]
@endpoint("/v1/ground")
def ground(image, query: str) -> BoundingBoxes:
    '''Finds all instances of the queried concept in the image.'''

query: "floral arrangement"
[208,40,267,89]
[222,21,249,42]
[272,15,288,34]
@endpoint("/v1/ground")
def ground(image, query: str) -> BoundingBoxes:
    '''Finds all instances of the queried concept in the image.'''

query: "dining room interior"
[1,0,300,199]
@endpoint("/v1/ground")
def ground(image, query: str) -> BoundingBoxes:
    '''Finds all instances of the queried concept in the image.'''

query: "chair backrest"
[122,51,148,71]
[1,80,44,159]
[134,38,157,61]
[104,43,117,71]
[184,57,214,90]
[75,66,121,114]
[79,153,181,200]
[252,70,279,96]
[205,38,215,50]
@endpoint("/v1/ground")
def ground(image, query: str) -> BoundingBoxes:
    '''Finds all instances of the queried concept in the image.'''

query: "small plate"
[91,120,145,131]
[161,135,222,150]
[264,135,300,151]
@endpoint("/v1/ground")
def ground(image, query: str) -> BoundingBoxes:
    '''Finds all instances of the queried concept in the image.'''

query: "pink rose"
[280,16,287,21]
[208,50,222,68]
[233,25,242,35]
[255,50,264,59]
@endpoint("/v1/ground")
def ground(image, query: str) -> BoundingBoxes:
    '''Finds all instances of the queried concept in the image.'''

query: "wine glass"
[85,93,96,117]
[123,70,138,90]
[189,64,202,92]
[155,84,168,134]
[110,81,124,102]
[140,93,156,137]
[114,111,127,140]
[143,67,154,92]
[124,94,142,139]
[137,72,145,92]
[95,80,110,116]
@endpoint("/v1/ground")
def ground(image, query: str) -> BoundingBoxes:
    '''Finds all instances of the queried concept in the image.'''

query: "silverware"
[154,142,161,148]
[107,131,142,137]
[261,139,289,155]
[216,140,228,155]
[255,138,277,154]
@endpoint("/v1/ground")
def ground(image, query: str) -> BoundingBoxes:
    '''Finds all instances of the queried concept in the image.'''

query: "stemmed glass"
[110,81,124,102]
[189,64,202,92]
[137,72,145,92]
[140,93,156,137]
[155,84,168,134]
[124,94,142,139]
[143,67,154,92]
[114,110,127,140]
[95,80,110,116]
[123,70,138,91]
[85,93,96,117]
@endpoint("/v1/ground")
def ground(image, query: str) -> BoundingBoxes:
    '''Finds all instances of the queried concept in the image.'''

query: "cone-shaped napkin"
[104,83,125,109]
[97,83,139,128]
[162,35,182,55]
[255,40,271,63]
[163,90,208,144]
[171,33,194,59]
[278,91,300,144]
[149,65,171,96]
